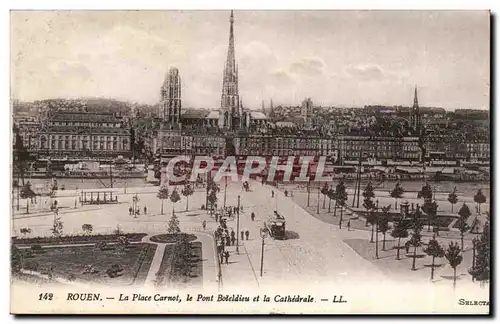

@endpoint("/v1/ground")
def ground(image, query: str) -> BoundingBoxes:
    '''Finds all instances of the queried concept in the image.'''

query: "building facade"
[35,111,131,159]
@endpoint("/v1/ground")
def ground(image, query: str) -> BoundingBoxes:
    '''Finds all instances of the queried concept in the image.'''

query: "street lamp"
[223,176,228,209]
[236,195,241,254]
[260,227,269,277]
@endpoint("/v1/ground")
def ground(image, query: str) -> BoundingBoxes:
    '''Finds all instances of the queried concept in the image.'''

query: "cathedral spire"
[219,10,240,130]
[413,85,419,108]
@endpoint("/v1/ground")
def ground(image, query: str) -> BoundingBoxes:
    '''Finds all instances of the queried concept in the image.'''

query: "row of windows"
[49,122,121,128]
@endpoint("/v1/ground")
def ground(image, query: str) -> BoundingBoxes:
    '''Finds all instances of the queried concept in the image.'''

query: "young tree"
[157,186,169,215]
[469,220,490,285]
[363,188,377,242]
[390,182,404,210]
[474,189,487,215]
[457,211,471,252]
[391,217,409,260]
[327,186,336,213]
[207,188,218,218]
[181,184,195,212]
[321,183,329,209]
[335,180,348,229]
[82,224,93,235]
[421,199,438,233]
[447,187,459,212]
[378,206,391,251]
[445,241,463,289]
[333,179,346,217]
[406,207,424,271]
[167,212,181,234]
[170,188,181,216]
[423,235,445,280]
[417,182,433,200]
[457,202,472,251]
[20,182,36,214]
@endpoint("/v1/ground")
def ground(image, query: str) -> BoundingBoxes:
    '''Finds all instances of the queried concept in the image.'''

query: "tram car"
[265,211,286,240]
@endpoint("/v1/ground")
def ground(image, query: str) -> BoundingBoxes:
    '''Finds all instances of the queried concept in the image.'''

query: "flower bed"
[12,233,148,245]
[149,233,197,244]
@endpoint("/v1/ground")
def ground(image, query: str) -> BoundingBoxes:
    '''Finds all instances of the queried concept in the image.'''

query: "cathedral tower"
[160,67,182,124]
[219,10,241,130]
[409,85,421,134]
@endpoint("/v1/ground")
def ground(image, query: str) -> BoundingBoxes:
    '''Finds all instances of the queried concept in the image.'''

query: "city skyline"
[11,10,490,110]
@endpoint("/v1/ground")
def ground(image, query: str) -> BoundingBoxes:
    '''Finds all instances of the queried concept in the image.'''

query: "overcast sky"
[11,10,490,110]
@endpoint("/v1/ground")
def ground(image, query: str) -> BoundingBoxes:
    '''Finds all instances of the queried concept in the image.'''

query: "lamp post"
[236,195,240,254]
[260,227,269,277]
[223,176,227,209]
[316,182,320,214]
[307,179,311,207]
[375,199,379,259]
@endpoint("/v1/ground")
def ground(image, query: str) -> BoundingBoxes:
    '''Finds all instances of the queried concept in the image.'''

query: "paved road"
[219,180,393,288]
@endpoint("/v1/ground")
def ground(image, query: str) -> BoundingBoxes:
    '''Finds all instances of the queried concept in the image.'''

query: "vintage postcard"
[10,10,490,314]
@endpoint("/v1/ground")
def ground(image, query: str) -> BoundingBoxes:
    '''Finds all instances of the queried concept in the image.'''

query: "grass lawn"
[344,238,475,285]
[155,241,203,288]
[21,243,156,286]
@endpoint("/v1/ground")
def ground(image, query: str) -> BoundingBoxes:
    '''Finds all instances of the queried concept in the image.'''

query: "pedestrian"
[226,236,231,247]
[129,207,133,215]
[202,220,207,230]
[231,235,235,246]
[230,229,235,239]
[224,251,229,264]
[347,220,351,231]
[143,206,147,215]
[245,230,250,240]
[284,190,288,197]
[215,213,219,223]
[251,212,255,221]
[241,230,244,240]
[271,190,274,198]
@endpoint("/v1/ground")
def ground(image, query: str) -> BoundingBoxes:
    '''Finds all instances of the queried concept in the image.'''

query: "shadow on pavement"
[285,230,300,240]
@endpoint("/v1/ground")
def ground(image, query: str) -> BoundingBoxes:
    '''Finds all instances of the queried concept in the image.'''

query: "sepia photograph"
[9,9,491,314]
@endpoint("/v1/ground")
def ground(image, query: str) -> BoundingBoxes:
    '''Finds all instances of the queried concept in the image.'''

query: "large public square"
[11,175,489,295]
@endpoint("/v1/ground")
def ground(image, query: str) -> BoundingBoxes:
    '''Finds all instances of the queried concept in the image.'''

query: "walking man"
[129,207,133,215]
[143,206,147,215]
[251,212,255,221]
[241,230,244,241]
[245,230,250,240]
[202,220,207,230]
[347,220,351,231]
[224,251,230,265]
[271,190,274,198]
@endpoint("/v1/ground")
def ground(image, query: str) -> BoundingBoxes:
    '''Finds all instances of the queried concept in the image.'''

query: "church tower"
[409,85,421,134]
[219,10,240,130]
[159,67,182,124]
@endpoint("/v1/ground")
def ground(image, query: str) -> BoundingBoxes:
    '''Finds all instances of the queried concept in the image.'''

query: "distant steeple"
[410,85,421,135]
[413,85,419,109]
